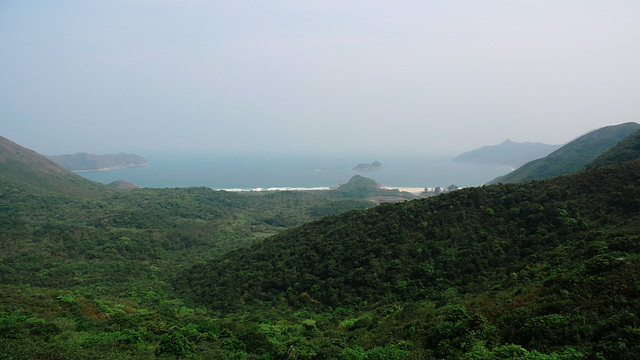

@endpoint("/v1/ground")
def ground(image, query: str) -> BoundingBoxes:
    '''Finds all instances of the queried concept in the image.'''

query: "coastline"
[220,185,426,194]
[222,186,333,192]
[75,155,511,190]
[72,163,150,173]
[381,186,425,195]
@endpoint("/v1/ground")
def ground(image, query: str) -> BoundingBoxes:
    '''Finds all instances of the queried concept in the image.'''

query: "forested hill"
[5,132,640,358]
[0,136,394,358]
[180,159,640,310]
[0,135,105,196]
[584,128,640,170]
[178,159,640,357]
[487,122,640,184]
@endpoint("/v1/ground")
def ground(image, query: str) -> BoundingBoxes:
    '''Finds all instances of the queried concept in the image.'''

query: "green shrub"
[157,332,195,358]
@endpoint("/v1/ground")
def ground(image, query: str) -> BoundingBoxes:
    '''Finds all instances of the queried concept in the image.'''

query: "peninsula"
[453,139,560,168]
[46,152,149,172]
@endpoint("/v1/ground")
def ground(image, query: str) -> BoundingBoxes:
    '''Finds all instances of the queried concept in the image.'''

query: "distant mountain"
[0,136,104,195]
[453,139,560,167]
[46,152,149,171]
[584,129,640,170]
[487,122,640,184]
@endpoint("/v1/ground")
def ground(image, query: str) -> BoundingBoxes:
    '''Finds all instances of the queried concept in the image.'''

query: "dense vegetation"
[177,159,640,358]
[3,133,640,359]
[0,136,105,197]
[0,175,382,359]
[0,136,418,359]
[584,129,640,170]
[488,122,639,184]
[316,175,411,200]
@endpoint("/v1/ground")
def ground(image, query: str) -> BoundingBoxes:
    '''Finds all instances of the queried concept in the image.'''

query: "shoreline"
[221,186,334,192]
[219,185,426,195]
[72,164,150,173]
[381,186,425,195]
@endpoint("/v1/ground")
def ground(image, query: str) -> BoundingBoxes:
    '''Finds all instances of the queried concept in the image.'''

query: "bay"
[77,153,512,190]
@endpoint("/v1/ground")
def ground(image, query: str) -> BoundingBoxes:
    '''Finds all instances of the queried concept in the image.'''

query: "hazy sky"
[2,1,639,156]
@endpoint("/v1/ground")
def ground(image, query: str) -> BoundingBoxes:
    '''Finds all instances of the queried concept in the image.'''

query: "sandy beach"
[381,186,425,195]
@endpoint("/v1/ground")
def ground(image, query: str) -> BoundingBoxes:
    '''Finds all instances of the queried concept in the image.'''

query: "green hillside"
[3,133,640,359]
[584,128,640,170]
[488,122,640,184]
[0,136,106,196]
[178,159,640,358]
[318,175,414,200]
[0,136,382,359]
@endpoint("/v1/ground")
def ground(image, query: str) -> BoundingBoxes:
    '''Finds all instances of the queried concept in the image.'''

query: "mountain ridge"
[0,135,105,195]
[584,128,640,170]
[488,122,640,184]
[453,139,561,167]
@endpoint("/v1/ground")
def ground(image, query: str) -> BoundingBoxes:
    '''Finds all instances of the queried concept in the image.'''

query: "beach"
[381,186,425,195]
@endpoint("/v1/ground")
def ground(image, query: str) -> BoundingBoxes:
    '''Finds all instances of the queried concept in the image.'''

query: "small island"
[352,161,383,171]
[46,152,149,172]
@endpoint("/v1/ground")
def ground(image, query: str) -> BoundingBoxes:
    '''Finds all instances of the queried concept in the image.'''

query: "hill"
[488,122,640,184]
[584,128,640,170]
[0,135,105,196]
[178,159,640,358]
[319,175,415,201]
[4,133,640,359]
[46,152,149,171]
[0,136,388,290]
[0,136,386,358]
[453,139,560,167]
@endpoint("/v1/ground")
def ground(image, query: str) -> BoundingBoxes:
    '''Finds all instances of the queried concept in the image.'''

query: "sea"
[77,153,513,191]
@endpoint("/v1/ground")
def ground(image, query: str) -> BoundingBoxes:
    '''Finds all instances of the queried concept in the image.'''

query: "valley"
[2,126,640,359]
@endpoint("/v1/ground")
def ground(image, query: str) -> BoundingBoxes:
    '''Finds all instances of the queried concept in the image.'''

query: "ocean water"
[77,153,512,191]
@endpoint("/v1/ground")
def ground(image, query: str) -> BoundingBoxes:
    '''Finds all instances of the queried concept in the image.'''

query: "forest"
[2,133,640,359]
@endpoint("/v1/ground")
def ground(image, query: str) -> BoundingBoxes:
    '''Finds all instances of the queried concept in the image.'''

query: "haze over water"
[3,2,639,158]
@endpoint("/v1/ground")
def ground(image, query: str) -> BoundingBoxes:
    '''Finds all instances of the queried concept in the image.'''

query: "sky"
[2,0,640,157]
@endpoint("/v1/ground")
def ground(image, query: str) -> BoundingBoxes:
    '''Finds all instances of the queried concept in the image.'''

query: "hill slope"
[584,128,640,170]
[487,122,640,184]
[0,135,105,195]
[178,159,640,358]
[4,133,640,359]
[319,175,415,201]
[1,136,403,359]
[0,135,379,291]
[180,160,640,309]
[453,139,560,167]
